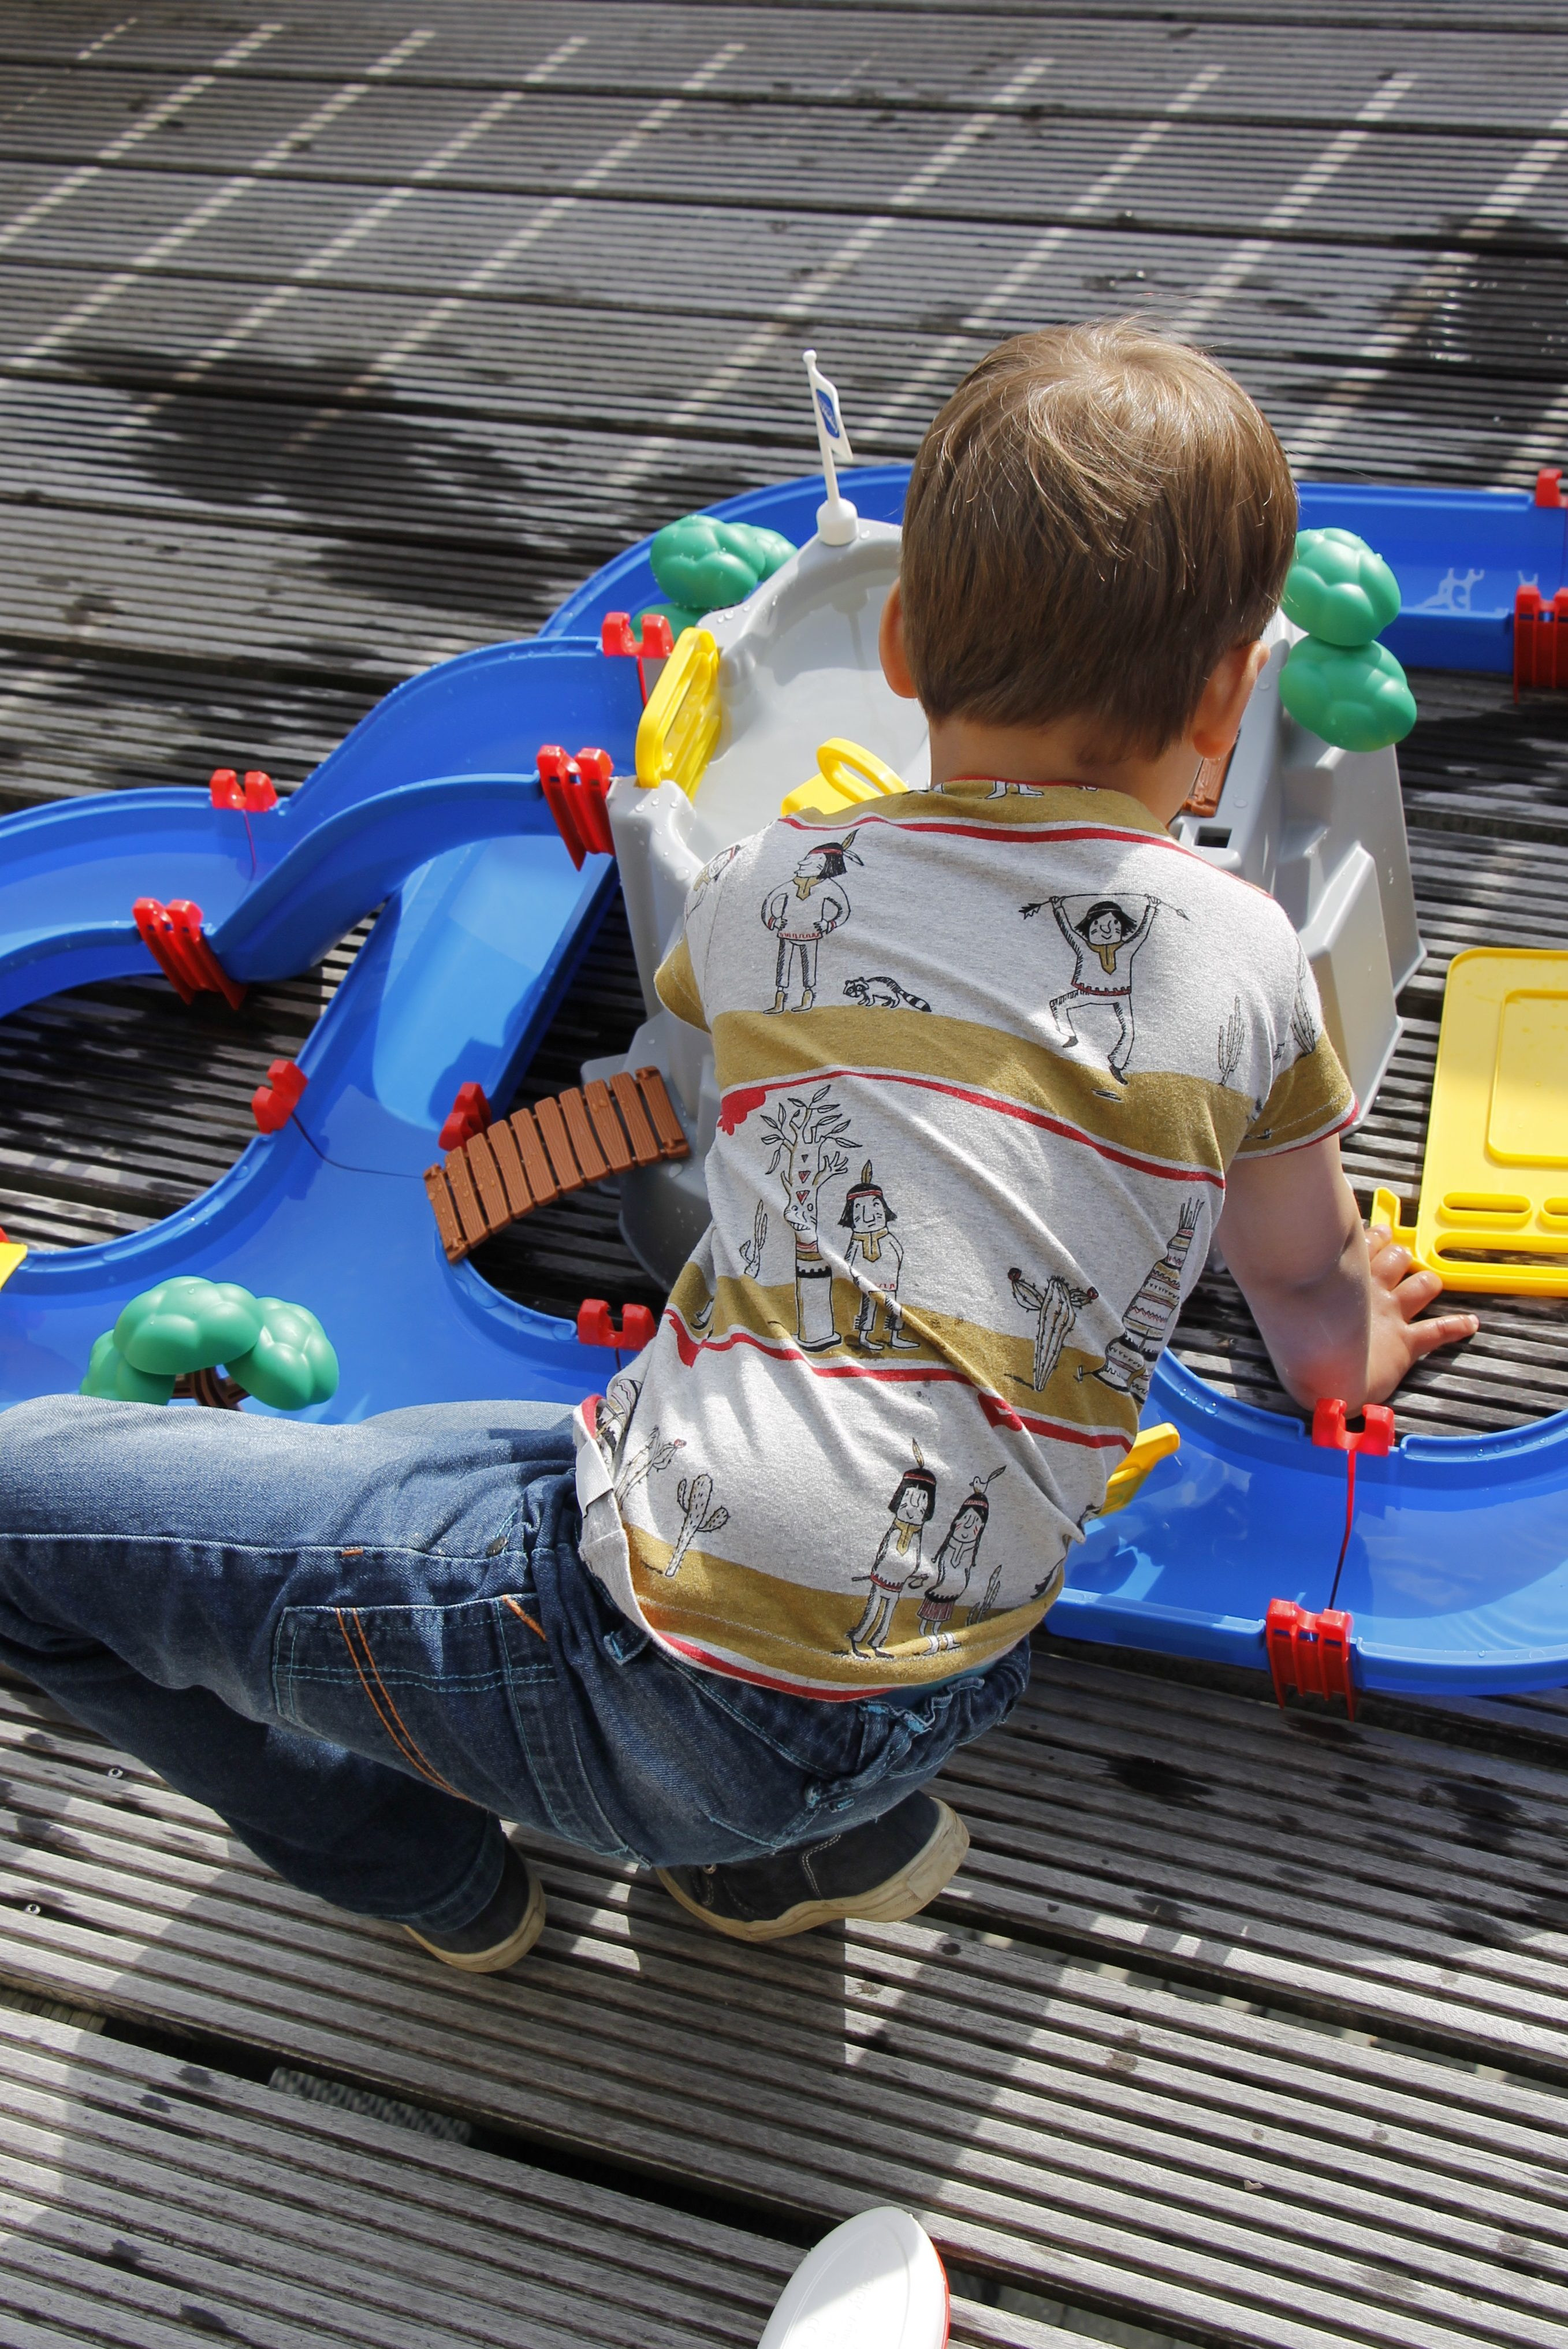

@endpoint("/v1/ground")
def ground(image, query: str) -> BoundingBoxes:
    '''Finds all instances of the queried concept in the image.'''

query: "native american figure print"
[761,831,862,1011]
[760,1083,855,1352]
[1086,1198,1204,1401]
[917,1469,1005,1649]
[1021,893,1159,1082]
[843,973,933,1012]
[986,780,1047,797]
[1008,1265,1098,1392]
[840,1160,918,1354]
[849,1445,939,1658]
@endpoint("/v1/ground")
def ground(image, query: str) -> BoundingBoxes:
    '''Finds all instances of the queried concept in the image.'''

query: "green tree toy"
[639,514,795,639]
[80,1276,338,1412]
[1278,526,1417,753]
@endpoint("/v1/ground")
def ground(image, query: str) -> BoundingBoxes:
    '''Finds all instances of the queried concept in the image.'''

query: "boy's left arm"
[1216,1138,1478,1409]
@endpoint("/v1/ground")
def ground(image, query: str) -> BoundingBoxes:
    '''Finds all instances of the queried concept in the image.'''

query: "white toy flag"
[802,348,859,547]
[804,348,854,463]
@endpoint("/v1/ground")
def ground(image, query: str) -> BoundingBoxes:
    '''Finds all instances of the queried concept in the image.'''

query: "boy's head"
[897,321,1295,760]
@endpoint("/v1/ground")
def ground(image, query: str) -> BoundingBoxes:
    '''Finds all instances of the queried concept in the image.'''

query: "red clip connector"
[133,898,247,1011]
[1266,1598,1357,1719]
[210,767,278,812]
[438,1081,491,1153]
[1310,1399,1394,1456]
[576,1299,658,1354]
[1514,584,1568,696]
[1536,467,1563,508]
[601,610,675,705]
[252,1058,307,1133]
[538,744,615,869]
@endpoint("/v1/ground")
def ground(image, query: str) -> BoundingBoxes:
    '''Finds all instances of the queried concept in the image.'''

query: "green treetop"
[80,1276,338,1411]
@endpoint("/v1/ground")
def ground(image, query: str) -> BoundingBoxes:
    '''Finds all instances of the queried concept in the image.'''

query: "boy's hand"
[1362,1227,1479,1404]
[1216,1138,1479,1412]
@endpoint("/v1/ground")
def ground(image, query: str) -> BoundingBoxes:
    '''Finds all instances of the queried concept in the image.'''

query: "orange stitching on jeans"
[502,1595,547,1642]
[348,1608,464,1797]
[334,1610,460,1796]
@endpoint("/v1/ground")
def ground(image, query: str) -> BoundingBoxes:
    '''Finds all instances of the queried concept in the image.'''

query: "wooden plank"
[0,2005,1075,2349]
[441,1146,488,1251]
[558,1086,609,1185]
[506,1108,558,1210]
[486,1116,534,1218]
[4,1684,1568,2348]
[610,1070,660,1167]
[584,1077,634,1174]
[422,1166,465,1263]
[464,1129,510,1235]
[636,1066,690,1160]
[532,1094,582,1193]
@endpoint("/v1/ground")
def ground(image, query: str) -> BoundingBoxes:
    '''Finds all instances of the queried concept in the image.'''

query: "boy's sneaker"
[402,1841,545,1972]
[656,1792,968,1942]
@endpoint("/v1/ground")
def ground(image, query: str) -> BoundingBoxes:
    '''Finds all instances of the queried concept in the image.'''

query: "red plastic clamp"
[1266,1598,1357,1719]
[210,766,278,812]
[1310,1399,1394,1456]
[133,898,247,1011]
[576,1299,657,1353]
[1514,584,1568,696]
[601,610,675,706]
[439,1081,492,1152]
[1535,467,1563,508]
[538,744,615,869]
[601,611,675,662]
[252,1058,307,1133]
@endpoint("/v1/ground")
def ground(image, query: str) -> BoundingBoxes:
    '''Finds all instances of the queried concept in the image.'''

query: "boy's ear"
[880,585,920,702]
[1190,639,1270,758]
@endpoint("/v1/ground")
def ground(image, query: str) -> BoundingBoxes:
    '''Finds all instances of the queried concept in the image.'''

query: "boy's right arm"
[1216,1137,1478,1410]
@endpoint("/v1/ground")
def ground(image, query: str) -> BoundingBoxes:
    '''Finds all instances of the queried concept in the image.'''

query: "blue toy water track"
[2,467,1564,1696]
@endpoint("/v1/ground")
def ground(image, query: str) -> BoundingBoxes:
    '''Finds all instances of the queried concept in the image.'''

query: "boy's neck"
[926,712,1201,830]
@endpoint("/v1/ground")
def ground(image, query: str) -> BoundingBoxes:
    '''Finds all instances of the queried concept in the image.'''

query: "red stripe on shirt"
[664,1312,1134,1453]
[718,1064,1224,1187]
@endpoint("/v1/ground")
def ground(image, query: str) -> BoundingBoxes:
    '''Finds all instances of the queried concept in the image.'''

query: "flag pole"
[803,348,858,546]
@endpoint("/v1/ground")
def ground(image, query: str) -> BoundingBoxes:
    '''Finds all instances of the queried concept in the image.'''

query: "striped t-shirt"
[572,780,1352,1696]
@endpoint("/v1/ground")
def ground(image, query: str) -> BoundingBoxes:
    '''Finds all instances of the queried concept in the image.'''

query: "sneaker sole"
[403,1866,546,1972]
[656,1800,970,1943]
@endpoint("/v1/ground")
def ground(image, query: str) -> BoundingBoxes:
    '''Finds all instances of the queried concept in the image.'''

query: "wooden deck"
[5,4,1568,2343]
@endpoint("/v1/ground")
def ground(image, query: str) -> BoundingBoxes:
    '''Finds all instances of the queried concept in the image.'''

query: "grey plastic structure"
[591,534,1420,1287]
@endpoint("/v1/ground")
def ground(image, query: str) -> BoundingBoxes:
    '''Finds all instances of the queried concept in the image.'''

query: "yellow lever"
[781,737,907,818]
[1096,1422,1180,1518]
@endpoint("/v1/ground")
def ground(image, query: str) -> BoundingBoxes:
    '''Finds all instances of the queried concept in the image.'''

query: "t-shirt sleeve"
[655,933,707,1032]
[653,835,752,1034]
[1236,945,1355,1157]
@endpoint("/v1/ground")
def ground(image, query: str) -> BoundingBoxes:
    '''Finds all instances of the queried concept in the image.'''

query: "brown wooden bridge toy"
[424,1066,688,1264]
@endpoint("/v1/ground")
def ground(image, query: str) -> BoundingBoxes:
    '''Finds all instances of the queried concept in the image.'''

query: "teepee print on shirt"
[1087,1200,1204,1402]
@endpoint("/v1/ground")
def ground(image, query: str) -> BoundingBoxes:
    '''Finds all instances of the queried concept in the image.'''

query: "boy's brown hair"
[900,321,1297,756]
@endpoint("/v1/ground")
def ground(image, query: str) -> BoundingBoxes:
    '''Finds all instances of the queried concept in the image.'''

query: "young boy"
[0,323,1476,1971]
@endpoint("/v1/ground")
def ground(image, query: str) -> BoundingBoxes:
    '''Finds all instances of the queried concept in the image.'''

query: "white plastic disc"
[757,2206,949,2349]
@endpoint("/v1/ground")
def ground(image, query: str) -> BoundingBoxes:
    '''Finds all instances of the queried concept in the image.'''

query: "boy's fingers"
[1391,1264,1443,1317]
[1369,1237,1415,1286]
[1406,1309,1480,1357]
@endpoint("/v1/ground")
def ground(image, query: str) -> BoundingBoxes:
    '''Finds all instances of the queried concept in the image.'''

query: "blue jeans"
[0,1396,1029,1933]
